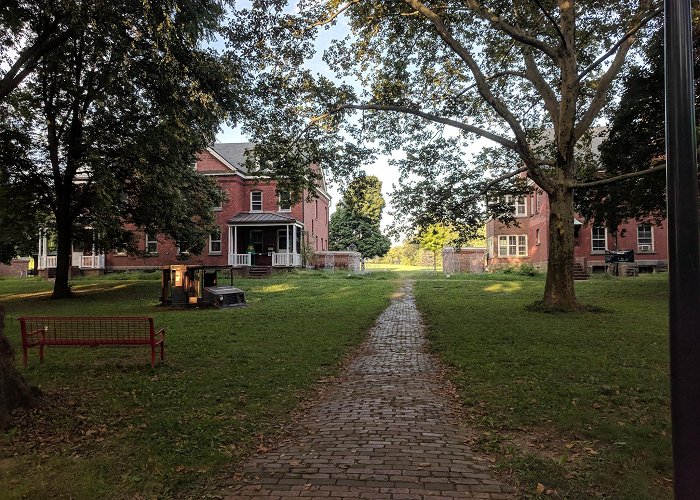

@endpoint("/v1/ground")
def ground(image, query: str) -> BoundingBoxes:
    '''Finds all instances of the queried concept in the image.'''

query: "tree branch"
[310,103,518,150]
[306,1,360,31]
[402,0,536,164]
[0,22,72,101]
[522,48,560,126]
[576,6,663,84]
[462,0,560,62]
[570,163,666,188]
[528,0,566,45]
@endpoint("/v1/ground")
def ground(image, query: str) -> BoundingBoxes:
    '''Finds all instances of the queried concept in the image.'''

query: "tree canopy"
[241,0,663,309]
[0,0,252,298]
[576,12,700,230]
[329,175,391,258]
[417,223,459,271]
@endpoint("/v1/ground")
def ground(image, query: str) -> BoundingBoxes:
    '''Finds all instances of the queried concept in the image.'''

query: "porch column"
[293,224,298,257]
[38,229,43,269]
[234,226,238,263]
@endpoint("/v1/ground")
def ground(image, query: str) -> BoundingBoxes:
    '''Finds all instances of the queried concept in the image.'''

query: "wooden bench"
[19,317,165,368]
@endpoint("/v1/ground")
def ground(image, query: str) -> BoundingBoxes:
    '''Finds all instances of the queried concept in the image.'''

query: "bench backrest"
[20,317,155,342]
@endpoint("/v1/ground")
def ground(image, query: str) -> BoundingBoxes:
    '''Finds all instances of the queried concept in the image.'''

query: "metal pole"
[665,1,700,497]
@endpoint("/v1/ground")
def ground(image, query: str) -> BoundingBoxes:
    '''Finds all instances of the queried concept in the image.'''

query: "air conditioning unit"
[639,244,651,252]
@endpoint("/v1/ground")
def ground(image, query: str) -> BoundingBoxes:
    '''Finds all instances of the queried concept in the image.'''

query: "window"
[209,230,222,254]
[498,235,527,257]
[277,229,288,252]
[487,236,494,258]
[637,224,653,251]
[315,200,318,218]
[505,195,526,217]
[536,229,540,245]
[278,191,291,211]
[535,191,541,213]
[114,245,127,256]
[250,191,262,212]
[145,234,158,254]
[592,226,607,252]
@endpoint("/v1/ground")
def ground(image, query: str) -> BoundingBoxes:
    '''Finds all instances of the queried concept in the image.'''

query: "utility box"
[202,286,247,308]
[161,265,241,308]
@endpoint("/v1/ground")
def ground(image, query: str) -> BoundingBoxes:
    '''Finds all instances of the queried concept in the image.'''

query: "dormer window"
[278,191,291,211]
[250,191,262,212]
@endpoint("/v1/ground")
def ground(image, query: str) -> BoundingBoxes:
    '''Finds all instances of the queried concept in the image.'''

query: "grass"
[0,271,674,498]
[0,272,396,499]
[413,273,671,499]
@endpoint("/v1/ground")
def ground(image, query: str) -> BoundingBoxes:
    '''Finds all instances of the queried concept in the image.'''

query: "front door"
[248,230,263,265]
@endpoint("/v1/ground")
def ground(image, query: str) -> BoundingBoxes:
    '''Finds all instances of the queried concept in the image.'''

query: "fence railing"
[229,253,251,267]
[272,252,302,267]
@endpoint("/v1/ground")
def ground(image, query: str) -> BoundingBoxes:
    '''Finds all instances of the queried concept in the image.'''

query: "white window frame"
[278,191,291,212]
[209,230,222,255]
[145,234,158,254]
[277,228,288,252]
[250,191,263,212]
[114,245,127,256]
[637,224,654,252]
[487,236,494,258]
[536,229,540,246]
[591,226,607,253]
[505,195,527,217]
[498,235,528,257]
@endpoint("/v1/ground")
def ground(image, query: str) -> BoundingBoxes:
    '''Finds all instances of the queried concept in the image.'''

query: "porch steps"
[574,262,589,280]
[246,266,272,278]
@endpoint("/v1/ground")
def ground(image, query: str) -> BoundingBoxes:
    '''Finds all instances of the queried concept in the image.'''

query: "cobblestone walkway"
[223,281,515,499]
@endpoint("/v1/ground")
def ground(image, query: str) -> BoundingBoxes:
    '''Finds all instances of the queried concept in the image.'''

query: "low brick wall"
[442,247,487,274]
[0,258,32,278]
[312,251,362,271]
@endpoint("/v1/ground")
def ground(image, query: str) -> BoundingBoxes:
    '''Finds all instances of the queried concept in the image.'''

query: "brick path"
[223,281,515,499]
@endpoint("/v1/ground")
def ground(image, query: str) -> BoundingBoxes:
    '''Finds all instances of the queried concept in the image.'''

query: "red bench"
[19,316,165,368]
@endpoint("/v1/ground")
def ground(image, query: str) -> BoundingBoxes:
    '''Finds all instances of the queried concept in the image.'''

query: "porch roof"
[227,212,299,225]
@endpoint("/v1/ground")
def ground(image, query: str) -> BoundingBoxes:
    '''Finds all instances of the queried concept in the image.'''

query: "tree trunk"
[0,307,41,429]
[543,187,581,310]
[52,190,73,299]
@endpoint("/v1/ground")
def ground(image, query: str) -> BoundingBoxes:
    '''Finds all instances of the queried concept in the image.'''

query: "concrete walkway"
[223,281,515,499]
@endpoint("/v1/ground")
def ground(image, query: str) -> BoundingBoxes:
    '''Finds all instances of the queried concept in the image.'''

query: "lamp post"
[664,1,700,496]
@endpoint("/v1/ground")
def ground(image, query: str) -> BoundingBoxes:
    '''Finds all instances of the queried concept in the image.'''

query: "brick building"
[36,143,330,274]
[485,177,668,275]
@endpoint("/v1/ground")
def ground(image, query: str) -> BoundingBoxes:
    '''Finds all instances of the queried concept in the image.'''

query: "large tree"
[329,175,391,258]
[576,13,700,230]
[0,0,242,299]
[243,0,663,310]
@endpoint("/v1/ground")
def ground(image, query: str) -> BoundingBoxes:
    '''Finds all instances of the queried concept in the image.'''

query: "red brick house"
[36,143,330,274]
[485,176,669,275]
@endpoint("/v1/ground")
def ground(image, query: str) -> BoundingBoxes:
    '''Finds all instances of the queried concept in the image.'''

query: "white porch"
[37,228,105,270]
[226,214,304,268]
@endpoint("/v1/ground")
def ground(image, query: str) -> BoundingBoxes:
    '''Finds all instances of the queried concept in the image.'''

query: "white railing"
[80,254,105,269]
[72,253,82,266]
[40,256,57,269]
[229,253,251,267]
[272,252,302,267]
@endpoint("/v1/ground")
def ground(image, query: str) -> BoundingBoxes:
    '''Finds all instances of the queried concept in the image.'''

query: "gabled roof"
[208,142,255,174]
[206,142,331,201]
[227,212,299,225]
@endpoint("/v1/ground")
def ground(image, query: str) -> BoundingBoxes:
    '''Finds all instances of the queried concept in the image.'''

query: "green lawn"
[0,272,396,499]
[0,271,673,499]
[414,274,671,499]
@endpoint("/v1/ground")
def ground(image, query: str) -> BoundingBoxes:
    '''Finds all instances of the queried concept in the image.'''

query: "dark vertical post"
[665,1,700,497]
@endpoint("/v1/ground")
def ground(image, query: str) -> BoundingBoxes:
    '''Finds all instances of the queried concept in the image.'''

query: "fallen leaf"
[536,482,545,494]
